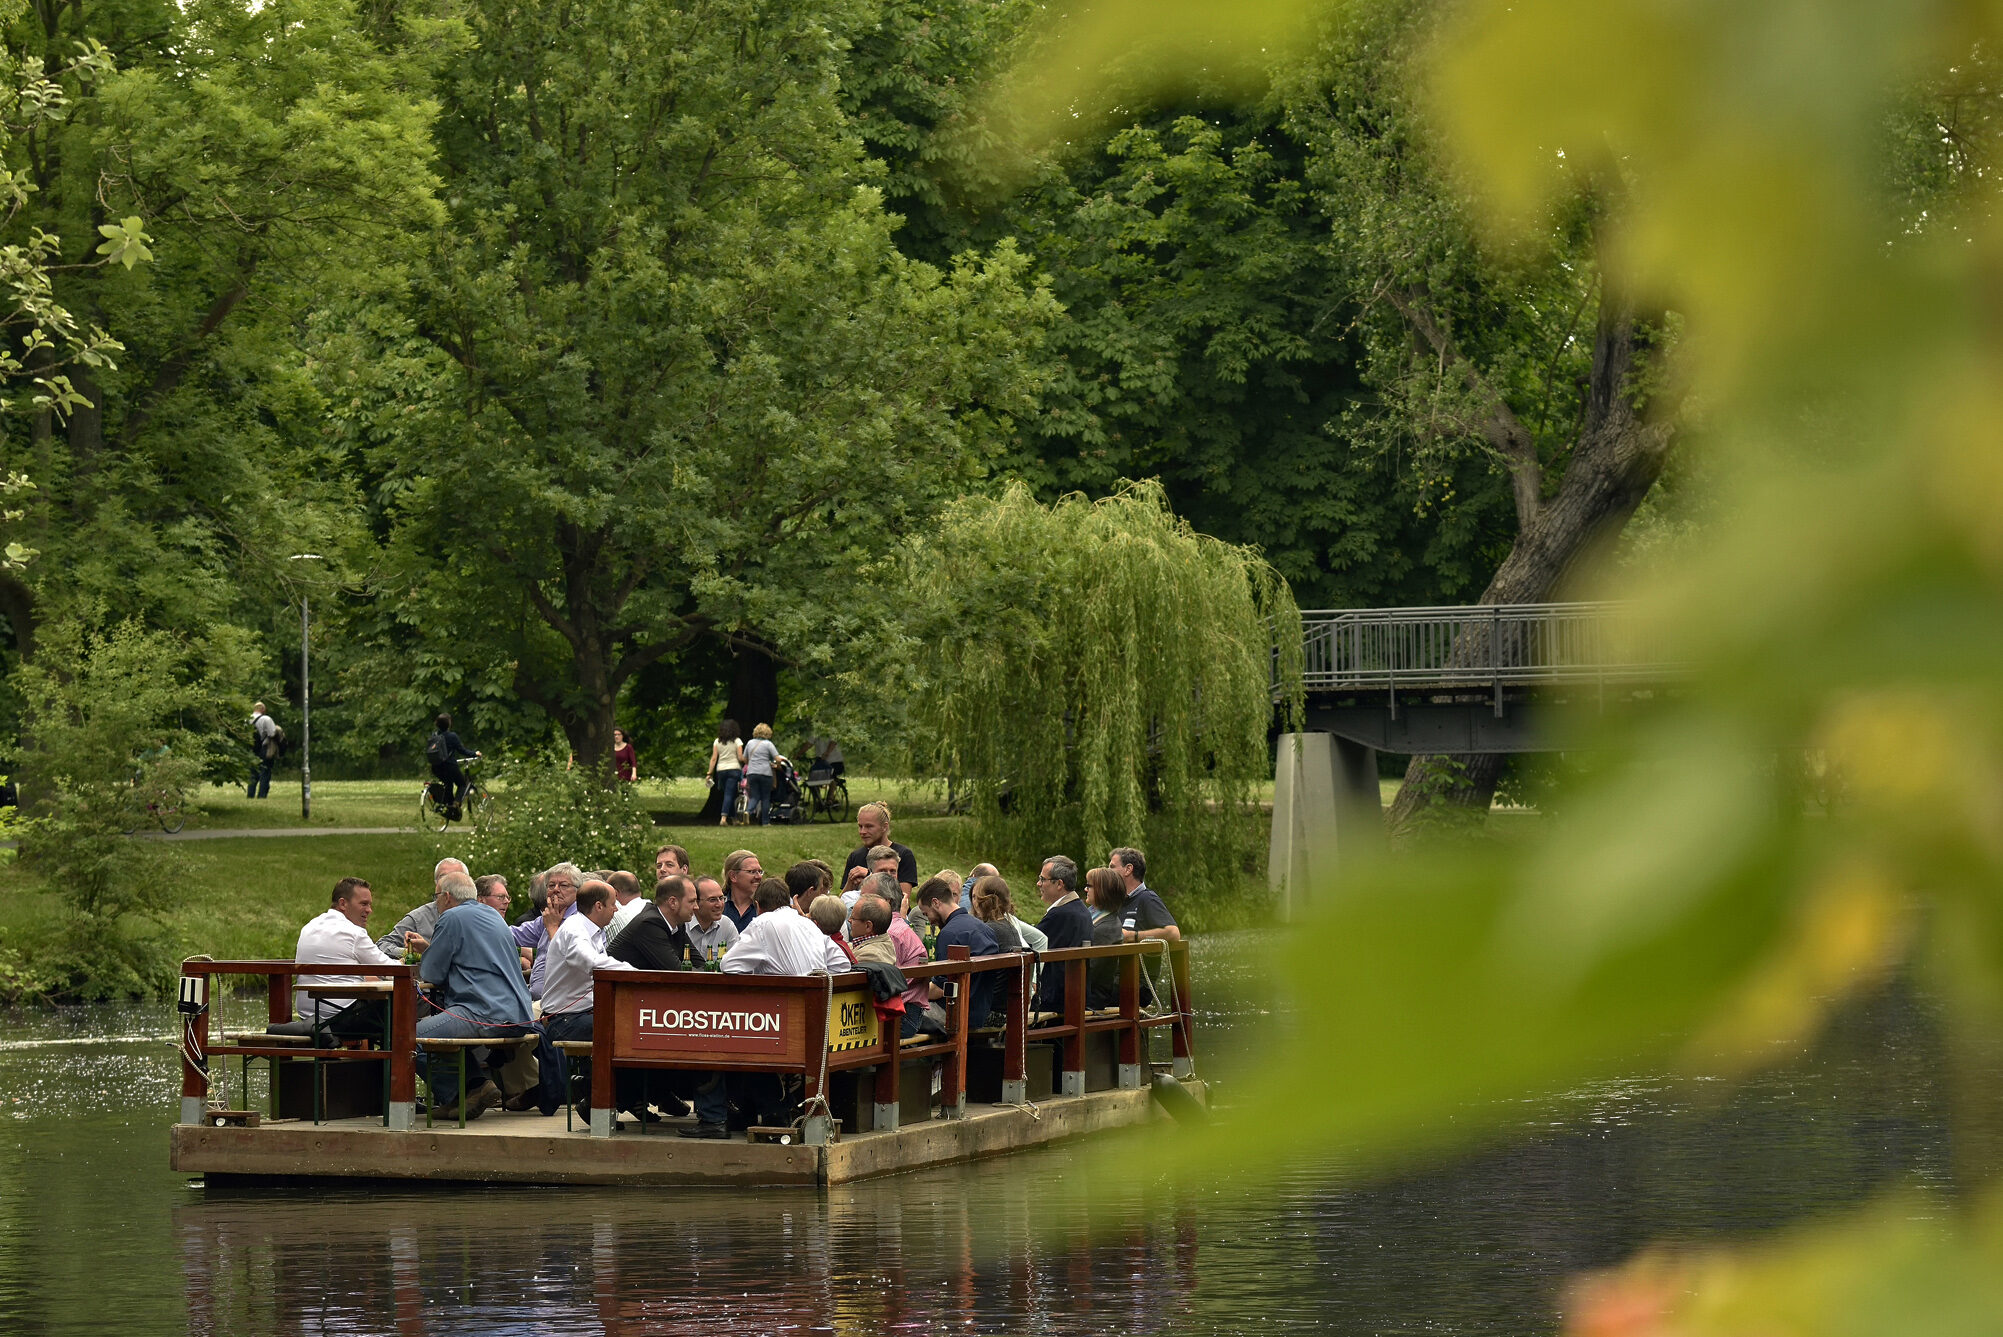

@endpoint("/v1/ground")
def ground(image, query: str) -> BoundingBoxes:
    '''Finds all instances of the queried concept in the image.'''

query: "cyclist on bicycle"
[425,712,481,818]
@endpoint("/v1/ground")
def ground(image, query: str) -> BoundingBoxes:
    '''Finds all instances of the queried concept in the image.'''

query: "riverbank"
[0,779,1271,1003]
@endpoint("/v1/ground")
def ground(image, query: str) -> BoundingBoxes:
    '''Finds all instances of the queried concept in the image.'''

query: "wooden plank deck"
[170,1087,1174,1188]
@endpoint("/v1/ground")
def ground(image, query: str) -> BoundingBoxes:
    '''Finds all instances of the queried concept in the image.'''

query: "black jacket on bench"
[609,906,698,972]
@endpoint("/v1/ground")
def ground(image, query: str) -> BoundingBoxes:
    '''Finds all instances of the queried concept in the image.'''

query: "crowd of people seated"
[280,800,1179,1131]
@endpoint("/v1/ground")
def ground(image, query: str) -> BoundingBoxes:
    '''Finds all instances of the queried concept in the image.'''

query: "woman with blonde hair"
[742,722,783,826]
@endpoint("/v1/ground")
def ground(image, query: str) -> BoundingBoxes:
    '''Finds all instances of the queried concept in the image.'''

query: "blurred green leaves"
[1000,0,2003,1326]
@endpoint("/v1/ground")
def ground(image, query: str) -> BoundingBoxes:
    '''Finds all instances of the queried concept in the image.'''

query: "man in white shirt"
[604,869,649,947]
[289,878,399,1038]
[539,882,633,1041]
[722,879,852,977]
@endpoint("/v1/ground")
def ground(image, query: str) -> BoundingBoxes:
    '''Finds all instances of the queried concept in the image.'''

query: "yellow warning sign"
[827,989,880,1052]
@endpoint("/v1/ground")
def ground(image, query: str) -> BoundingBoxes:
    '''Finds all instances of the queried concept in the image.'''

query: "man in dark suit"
[610,875,700,972]
[1032,855,1093,1016]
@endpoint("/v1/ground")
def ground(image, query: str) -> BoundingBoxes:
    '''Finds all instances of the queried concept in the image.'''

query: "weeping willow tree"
[908,481,1304,905]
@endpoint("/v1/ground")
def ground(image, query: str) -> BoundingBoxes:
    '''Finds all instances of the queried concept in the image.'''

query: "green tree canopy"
[322,0,1058,777]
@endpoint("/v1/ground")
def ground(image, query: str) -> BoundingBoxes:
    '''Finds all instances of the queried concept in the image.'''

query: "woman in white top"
[742,723,782,826]
[707,719,745,826]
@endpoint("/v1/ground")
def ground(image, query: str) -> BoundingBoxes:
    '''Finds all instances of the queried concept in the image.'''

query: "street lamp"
[289,554,324,820]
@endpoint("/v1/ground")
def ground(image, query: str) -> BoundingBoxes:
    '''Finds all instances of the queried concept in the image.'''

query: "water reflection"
[0,945,1975,1337]
[175,1160,1204,1337]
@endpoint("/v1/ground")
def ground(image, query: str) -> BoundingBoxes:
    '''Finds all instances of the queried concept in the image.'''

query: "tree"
[1277,1,1677,826]
[902,480,1301,908]
[0,0,441,679]
[1002,103,1518,610]
[329,0,1056,779]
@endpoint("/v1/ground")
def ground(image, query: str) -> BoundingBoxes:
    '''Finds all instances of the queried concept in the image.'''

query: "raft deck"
[171,941,1196,1188]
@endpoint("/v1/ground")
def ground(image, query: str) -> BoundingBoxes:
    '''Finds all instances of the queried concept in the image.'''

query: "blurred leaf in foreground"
[998,0,2003,1325]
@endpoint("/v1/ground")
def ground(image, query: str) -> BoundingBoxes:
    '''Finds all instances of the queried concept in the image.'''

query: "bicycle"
[123,788,186,835]
[803,766,850,824]
[419,758,489,832]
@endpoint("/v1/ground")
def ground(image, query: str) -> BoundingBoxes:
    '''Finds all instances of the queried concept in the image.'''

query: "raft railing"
[177,942,1194,1141]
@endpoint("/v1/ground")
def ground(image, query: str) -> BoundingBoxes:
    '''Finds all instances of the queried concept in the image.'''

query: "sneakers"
[678,1121,729,1139]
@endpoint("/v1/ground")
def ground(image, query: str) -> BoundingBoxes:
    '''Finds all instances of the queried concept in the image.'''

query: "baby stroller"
[766,756,802,824]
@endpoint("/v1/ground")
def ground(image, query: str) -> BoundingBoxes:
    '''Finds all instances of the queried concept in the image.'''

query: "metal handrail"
[1289,601,1673,692]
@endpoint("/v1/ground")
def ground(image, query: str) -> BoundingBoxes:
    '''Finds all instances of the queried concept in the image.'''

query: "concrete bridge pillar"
[1269,733,1383,919]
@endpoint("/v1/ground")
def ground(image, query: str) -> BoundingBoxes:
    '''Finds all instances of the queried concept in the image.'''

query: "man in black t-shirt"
[1109,846,1180,943]
[841,801,916,902]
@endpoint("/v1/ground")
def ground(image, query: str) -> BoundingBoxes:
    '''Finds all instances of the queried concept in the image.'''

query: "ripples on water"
[0,936,1965,1336]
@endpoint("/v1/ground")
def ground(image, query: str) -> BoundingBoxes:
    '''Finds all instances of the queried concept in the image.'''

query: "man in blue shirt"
[1109,846,1179,943]
[916,878,1003,1026]
[418,873,533,1120]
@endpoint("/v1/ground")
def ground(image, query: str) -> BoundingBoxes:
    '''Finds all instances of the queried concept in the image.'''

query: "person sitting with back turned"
[611,876,701,972]
[916,876,1002,1029]
[685,875,738,964]
[1033,855,1093,1016]
[284,878,398,1039]
[415,873,532,1121]
[859,876,932,1033]
[377,857,469,957]
[1082,866,1127,1010]
[603,869,648,947]
[720,878,851,976]
[785,861,824,916]
[1109,845,1180,943]
[808,895,856,963]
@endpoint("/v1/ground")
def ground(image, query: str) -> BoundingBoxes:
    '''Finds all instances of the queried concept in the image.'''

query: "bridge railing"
[1291,601,1670,693]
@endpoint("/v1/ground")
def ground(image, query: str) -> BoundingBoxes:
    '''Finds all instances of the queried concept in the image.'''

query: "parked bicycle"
[419,756,489,832]
[803,762,850,823]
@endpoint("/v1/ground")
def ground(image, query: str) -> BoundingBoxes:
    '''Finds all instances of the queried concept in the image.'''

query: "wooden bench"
[416,1035,537,1128]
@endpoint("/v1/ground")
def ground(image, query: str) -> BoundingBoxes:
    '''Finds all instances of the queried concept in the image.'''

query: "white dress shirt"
[540,912,632,1016]
[294,909,399,1020]
[605,896,649,946]
[720,906,851,976]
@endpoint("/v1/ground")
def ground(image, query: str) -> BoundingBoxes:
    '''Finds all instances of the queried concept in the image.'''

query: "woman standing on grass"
[707,719,744,826]
[612,728,638,783]
[742,723,781,825]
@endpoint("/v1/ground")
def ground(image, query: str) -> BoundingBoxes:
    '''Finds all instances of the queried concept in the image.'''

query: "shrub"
[466,758,658,895]
[11,616,252,999]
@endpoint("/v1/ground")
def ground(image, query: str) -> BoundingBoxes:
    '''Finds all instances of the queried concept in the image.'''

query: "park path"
[137,826,456,841]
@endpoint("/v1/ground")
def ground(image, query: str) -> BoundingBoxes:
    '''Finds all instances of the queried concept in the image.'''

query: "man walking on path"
[247,702,280,798]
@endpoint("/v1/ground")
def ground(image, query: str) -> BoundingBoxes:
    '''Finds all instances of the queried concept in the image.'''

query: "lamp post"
[288,554,324,820]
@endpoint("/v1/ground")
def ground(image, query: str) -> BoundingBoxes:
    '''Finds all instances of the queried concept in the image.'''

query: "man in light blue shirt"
[418,873,533,1119]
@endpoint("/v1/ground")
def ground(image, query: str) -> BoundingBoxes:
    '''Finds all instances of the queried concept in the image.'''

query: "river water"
[0,934,1963,1335]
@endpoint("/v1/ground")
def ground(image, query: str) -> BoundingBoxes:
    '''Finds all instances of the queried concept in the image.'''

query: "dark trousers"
[745,772,774,824]
[544,1010,657,1111]
[430,759,469,807]
[248,754,273,798]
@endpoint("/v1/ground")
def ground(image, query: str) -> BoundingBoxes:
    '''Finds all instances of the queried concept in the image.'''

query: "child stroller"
[767,756,803,824]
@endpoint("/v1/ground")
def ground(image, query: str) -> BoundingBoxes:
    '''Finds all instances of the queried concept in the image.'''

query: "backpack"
[425,731,446,763]
[265,724,287,759]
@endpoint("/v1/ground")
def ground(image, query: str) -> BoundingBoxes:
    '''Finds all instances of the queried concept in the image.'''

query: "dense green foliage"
[464,760,657,897]
[902,481,1300,896]
[12,616,252,996]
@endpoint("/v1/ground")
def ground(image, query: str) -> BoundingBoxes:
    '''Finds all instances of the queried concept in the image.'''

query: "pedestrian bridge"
[1270,601,1682,915]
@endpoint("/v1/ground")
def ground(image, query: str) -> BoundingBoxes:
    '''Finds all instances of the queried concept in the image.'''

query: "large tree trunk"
[725,638,780,738]
[1386,296,1675,832]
